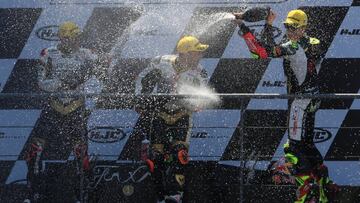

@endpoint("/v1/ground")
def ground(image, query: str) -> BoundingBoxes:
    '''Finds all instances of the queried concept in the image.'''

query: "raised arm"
[234,10,297,59]
[259,10,277,56]
[234,16,269,59]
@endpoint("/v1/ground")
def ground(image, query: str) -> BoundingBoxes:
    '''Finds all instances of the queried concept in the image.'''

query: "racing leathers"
[24,45,98,202]
[135,55,208,202]
[239,23,337,202]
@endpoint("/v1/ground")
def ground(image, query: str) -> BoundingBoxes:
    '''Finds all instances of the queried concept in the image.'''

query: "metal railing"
[2,92,360,99]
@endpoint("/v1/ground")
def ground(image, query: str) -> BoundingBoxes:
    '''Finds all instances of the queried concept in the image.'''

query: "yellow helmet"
[58,21,81,39]
[284,9,308,28]
[176,36,209,53]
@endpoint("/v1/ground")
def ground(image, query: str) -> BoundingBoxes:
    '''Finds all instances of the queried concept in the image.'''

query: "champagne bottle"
[240,7,270,22]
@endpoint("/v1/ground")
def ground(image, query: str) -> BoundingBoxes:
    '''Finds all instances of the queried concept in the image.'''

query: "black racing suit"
[239,23,335,202]
[135,55,208,201]
[23,45,98,202]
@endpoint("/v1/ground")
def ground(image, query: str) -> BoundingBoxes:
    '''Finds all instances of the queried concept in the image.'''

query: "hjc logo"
[340,29,360,35]
[313,128,332,143]
[87,127,128,143]
[35,25,60,41]
[191,132,208,138]
[262,80,286,87]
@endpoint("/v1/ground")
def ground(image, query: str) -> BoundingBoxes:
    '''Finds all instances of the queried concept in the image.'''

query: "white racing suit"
[24,46,99,202]
[256,24,338,202]
[135,55,208,202]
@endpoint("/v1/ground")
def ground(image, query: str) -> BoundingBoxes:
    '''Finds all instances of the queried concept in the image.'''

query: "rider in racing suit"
[135,36,209,203]
[23,21,100,202]
[233,9,338,202]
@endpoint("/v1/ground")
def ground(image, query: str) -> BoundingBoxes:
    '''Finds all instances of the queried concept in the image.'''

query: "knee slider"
[173,141,189,165]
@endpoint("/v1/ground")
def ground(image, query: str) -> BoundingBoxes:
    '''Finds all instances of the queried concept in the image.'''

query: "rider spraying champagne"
[232,8,339,203]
